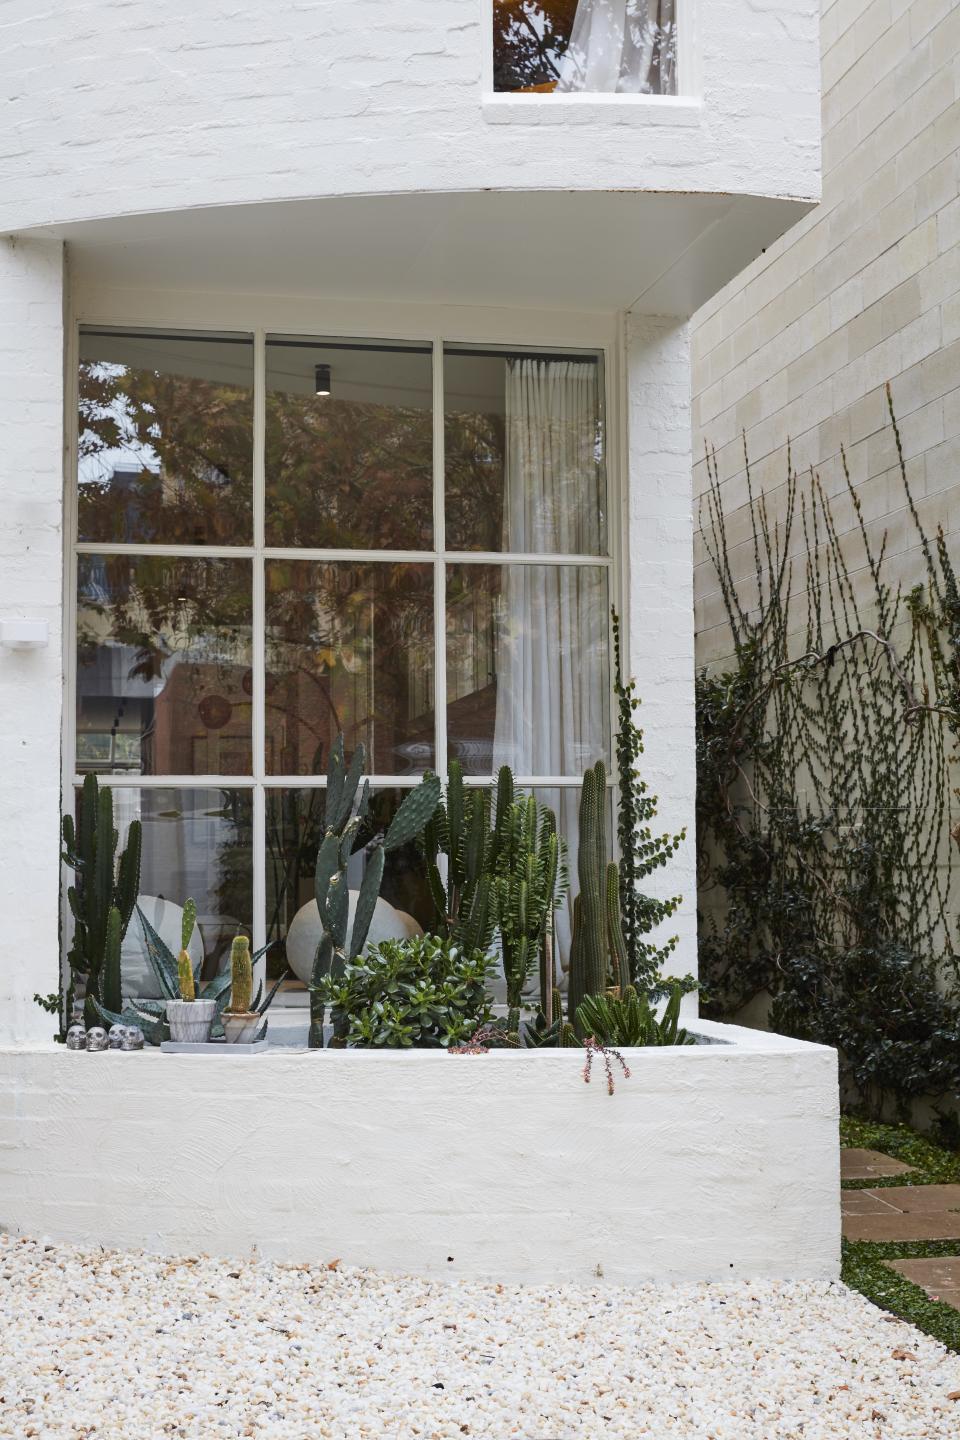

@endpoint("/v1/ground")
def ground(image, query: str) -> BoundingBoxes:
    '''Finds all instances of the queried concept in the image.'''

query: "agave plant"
[88,907,283,1045]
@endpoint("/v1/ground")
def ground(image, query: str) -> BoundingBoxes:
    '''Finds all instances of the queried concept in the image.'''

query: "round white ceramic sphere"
[285,894,422,985]
[121,895,205,1000]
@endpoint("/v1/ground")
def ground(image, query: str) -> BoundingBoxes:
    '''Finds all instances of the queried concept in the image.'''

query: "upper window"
[70,328,613,997]
[493,0,678,96]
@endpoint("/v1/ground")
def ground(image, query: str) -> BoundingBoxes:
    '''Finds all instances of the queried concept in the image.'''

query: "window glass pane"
[265,337,434,549]
[446,563,610,776]
[265,560,435,776]
[444,349,606,554]
[76,556,253,777]
[78,787,254,1001]
[265,787,437,992]
[493,1,677,95]
[78,329,253,545]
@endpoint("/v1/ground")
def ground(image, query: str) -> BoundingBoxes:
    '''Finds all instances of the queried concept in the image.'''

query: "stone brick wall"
[693,0,959,668]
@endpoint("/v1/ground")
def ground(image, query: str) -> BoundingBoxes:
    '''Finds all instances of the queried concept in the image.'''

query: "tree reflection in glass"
[265,561,435,776]
[493,0,677,95]
[78,330,253,545]
[75,555,253,776]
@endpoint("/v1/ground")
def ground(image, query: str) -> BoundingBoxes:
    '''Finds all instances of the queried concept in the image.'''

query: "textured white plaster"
[0,0,820,236]
[0,237,64,1045]
[0,1025,840,1282]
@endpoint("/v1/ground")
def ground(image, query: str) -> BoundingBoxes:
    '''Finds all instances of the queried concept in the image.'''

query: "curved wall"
[1,0,820,232]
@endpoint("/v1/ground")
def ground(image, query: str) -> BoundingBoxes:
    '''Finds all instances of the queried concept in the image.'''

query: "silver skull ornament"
[85,1026,109,1052]
[108,1024,126,1049]
[120,1025,145,1051]
[65,1025,87,1051]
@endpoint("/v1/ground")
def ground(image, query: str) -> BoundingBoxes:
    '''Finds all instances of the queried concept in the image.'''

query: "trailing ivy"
[696,395,960,1119]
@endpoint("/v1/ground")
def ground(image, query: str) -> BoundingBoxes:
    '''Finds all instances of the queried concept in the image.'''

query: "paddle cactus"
[309,736,442,1048]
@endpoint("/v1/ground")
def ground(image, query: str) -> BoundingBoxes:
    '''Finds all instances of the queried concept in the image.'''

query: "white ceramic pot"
[222,1012,262,1045]
[285,894,422,985]
[166,998,217,1044]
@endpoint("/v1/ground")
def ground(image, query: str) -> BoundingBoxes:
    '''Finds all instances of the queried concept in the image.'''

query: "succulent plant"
[567,761,631,1033]
[575,982,695,1048]
[309,736,442,1048]
[226,936,253,1015]
[176,898,198,1001]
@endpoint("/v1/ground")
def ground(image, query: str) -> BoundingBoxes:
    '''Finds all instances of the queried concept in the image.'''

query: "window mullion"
[252,329,267,970]
[433,337,447,785]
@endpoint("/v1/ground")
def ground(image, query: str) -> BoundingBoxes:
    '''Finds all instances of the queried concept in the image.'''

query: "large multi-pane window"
[71,327,612,999]
[493,1,678,95]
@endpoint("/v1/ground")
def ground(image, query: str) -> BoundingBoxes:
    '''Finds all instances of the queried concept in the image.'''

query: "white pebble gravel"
[1,1233,958,1438]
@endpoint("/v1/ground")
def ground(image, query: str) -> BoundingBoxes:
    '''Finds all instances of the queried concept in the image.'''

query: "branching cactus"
[421,760,502,954]
[177,898,198,1001]
[567,761,631,1033]
[62,773,143,1028]
[309,736,441,1048]
[228,936,253,1015]
[494,793,565,1033]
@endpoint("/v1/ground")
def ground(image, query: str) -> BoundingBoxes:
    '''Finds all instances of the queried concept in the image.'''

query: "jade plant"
[309,736,442,1048]
[319,935,496,1049]
[61,772,142,1028]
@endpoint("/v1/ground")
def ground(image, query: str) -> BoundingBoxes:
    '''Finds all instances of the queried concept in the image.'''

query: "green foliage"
[842,1239,960,1354]
[696,404,960,1120]
[309,735,442,1047]
[493,791,564,1028]
[420,761,501,955]
[840,1115,960,1187]
[567,761,638,1032]
[61,773,142,1030]
[181,898,197,954]
[575,983,694,1048]
[319,935,496,1049]
[227,936,253,1014]
[611,609,686,991]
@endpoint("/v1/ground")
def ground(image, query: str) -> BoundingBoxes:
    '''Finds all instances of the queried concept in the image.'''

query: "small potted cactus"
[165,900,217,1044]
[222,936,262,1044]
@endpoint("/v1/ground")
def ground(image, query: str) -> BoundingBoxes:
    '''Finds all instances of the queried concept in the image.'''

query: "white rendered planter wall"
[0,1022,839,1284]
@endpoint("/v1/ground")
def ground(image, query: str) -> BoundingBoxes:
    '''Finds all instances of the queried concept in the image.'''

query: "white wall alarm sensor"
[0,619,49,650]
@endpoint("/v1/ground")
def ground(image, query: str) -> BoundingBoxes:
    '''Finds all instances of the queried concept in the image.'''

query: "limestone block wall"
[693,0,960,669]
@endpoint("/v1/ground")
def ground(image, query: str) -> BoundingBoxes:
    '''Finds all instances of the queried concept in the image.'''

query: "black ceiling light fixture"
[314,363,332,397]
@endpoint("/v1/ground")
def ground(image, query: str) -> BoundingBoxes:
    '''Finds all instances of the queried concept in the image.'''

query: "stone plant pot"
[166,998,217,1044]
[222,1012,262,1045]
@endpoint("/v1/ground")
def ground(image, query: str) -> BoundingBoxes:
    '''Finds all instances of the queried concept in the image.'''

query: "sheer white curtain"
[493,359,607,968]
[555,0,675,95]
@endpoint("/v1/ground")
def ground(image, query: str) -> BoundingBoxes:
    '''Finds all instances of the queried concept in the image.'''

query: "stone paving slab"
[886,1257,960,1311]
[844,1211,960,1243]
[841,1147,915,1181]
[841,1190,903,1216]
[865,1185,960,1214]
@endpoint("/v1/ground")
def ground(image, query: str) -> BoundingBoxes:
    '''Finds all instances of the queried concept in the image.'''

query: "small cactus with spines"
[177,898,197,1001]
[228,936,253,1015]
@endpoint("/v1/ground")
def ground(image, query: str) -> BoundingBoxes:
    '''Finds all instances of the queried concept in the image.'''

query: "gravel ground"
[1,1234,958,1438]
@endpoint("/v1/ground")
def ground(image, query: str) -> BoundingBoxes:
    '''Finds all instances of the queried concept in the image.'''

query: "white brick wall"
[0,0,820,232]
[693,0,960,667]
[626,314,698,976]
[0,237,65,1043]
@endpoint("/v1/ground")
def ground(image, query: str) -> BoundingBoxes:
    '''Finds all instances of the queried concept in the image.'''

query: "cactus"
[494,792,565,1028]
[62,773,142,1028]
[227,936,253,1014]
[177,949,196,1001]
[309,736,442,1048]
[567,761,632,1033]
[420,761,499,954]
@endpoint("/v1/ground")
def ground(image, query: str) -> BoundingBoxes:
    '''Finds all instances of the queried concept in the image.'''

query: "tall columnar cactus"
[567,760,630,1033]
[177,898,198,1001]
[228,936,253,1014]
[494,792,565,1033]
[309,737,441,1048]
[62,773,143,1027]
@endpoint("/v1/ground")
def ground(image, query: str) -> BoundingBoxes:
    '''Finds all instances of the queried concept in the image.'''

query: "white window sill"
[482,92,702,127]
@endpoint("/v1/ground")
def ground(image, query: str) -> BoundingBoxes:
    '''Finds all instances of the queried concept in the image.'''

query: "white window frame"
[63,300,626,989]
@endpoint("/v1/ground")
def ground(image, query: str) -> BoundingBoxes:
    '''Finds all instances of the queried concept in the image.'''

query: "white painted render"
[0,1024,841,1282]
[1,0,821,236]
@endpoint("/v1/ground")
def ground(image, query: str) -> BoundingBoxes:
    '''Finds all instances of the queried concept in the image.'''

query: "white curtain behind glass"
[555,0,676,95]
[493,359,607,969]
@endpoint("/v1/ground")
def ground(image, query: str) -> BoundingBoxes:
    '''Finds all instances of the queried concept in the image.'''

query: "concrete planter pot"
[222,1012,262,1045]
[166,998,217,1044]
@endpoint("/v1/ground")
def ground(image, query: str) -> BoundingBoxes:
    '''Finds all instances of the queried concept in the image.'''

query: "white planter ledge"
[0,1022,840,1284]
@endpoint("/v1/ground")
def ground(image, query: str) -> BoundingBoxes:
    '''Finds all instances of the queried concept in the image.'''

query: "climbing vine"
[696,388,960,1119]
